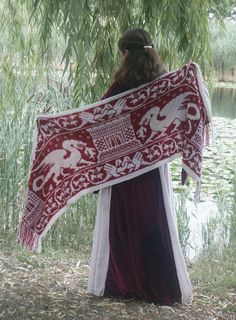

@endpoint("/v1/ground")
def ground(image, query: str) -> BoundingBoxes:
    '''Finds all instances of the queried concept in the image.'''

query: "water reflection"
[212,87,236,119]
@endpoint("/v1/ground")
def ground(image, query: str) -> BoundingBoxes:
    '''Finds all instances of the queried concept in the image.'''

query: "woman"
[88,28,192,305]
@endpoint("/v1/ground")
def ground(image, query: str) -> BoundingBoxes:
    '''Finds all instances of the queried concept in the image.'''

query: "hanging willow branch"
[3,0,227,104]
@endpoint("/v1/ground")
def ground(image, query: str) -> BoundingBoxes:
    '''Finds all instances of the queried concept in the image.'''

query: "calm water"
[187,86,236,260]
[212,86,236,119]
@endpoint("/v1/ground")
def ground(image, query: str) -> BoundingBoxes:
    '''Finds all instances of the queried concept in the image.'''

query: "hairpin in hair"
[143,45,153,48]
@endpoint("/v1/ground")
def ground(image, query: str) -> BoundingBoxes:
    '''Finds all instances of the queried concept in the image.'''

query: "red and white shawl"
[18,62,211,252]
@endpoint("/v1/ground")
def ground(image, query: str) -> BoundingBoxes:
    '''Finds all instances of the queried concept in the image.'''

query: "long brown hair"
[113,28,167,90]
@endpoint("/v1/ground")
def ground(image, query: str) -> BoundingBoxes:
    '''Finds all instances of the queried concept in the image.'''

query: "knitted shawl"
[18,62,211,252]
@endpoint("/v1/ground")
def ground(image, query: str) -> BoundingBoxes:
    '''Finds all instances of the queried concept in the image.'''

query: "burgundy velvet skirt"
[103,168,181,305]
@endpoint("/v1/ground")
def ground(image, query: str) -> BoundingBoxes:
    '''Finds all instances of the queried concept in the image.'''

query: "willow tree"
[3,0,227,104]
[0,0,227,246]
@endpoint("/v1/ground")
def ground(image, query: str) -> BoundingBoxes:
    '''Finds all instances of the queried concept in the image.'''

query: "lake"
[212,86,236,119]
[185,86,236,260]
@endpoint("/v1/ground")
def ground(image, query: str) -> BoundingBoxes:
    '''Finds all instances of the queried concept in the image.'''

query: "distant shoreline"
[212,81,236,88]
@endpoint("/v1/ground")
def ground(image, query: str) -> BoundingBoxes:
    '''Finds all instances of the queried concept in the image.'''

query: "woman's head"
[118,28,154,52]
[114,28,167,89]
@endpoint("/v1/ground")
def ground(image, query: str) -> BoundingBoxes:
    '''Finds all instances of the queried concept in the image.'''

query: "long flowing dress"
[87,82,193,305]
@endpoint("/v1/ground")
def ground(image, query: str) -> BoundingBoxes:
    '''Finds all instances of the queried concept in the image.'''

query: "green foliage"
[200,170,236,256]
[3,0,225,104]
[210,0,236,18]
[229,176,236,243]
[211,20,236,71]
[43,194,97,252]
[201,215,219,254]
[0,3,70,241]
[176,187,191,258]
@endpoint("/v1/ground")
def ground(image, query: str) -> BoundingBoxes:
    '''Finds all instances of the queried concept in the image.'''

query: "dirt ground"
[0,248,235,320]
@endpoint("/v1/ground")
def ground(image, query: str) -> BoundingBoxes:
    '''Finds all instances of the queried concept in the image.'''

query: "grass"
[0,243,235,320]
[192,247,236,295]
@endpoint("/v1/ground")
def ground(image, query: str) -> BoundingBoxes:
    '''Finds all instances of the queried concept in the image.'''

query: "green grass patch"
[191,246,236,294]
